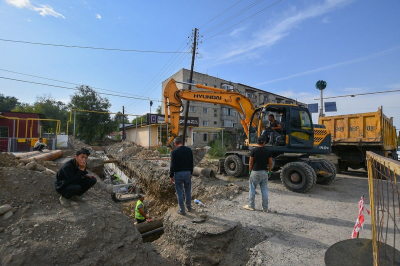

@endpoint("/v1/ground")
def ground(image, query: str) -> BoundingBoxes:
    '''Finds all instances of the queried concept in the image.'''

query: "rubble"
[0,160,171,265]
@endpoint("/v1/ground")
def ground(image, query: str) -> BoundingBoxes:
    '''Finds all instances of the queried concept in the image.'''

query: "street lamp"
[316,80,327,117]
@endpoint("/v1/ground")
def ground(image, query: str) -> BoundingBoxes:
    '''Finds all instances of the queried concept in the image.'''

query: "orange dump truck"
[319,108,398,172]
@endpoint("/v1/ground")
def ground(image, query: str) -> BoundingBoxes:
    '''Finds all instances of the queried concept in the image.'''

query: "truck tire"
[316,160,336,185]
[280,162,316,193]
[224,155,244,177]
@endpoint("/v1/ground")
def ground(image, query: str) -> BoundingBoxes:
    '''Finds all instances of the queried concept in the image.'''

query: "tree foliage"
[0,94,20,111]
[12,95,69,132]
[69,85,112,144]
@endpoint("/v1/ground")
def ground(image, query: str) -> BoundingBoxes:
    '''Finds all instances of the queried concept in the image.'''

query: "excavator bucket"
[192,146,211,167]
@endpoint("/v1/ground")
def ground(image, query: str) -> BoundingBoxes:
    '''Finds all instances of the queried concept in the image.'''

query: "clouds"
[5,0,65,18]
[96,14,101,19]
[254,45,400,87]
[214,0,354,62]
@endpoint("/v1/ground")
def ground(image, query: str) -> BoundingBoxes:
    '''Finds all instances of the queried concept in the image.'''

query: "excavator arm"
[164,78,256,148]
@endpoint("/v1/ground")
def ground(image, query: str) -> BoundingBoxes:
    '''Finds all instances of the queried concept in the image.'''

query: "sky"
[0,0,399,131]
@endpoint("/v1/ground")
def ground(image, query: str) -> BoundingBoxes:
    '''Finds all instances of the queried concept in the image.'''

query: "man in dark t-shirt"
[267,114,282,145]
[169,137,194,215]
[243,137,273,212]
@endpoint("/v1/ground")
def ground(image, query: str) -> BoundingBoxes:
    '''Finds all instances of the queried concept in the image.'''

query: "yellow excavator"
[164,79,335,193]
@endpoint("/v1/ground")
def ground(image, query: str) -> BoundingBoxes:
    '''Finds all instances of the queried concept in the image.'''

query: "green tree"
[12,95,69,132]
[0,94,20,111]
[156,105,162,114]
[69,85,112,144]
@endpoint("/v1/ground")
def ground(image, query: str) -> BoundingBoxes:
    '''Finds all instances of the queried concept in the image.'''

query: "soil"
[0,153,19,167]
[0,163,171,266]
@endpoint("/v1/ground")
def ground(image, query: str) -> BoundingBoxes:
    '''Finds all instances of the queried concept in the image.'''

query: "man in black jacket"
[169,137,193,215]
[55,148,97,208]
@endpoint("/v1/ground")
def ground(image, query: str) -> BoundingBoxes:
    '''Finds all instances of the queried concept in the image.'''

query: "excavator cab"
[248,104,316,150]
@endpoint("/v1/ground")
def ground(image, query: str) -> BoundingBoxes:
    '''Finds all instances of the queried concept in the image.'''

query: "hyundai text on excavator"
[164,79,335,193]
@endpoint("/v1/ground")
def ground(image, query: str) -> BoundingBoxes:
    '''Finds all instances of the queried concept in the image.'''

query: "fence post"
[367,152,378,266]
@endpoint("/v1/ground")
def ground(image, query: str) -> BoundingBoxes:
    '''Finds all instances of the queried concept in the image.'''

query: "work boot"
[59,196,71,208]
[187,206,193,212]
[70,195,84,202]
[178,210,186,216]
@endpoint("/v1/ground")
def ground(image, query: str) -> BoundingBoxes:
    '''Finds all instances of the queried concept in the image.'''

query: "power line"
[125,52,191,114]
[0,68,159,100]
[199,0,244,28]
[314,89,400,100]
[0,76,162,102]
[0,38,191,54]
[202,0,265,35]
[203,0,284,42]
[124,45,192,111]
[123,37,191,109]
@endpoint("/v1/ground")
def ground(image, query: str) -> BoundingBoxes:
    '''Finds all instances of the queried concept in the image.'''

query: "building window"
[0,126,9,138]
[203,82,207,86]
[222,107,235,116]
[222,84,233,91]
[213,133,218,140]
[186,79,195,84]
[246,92,255,99]
[285,100,293,104]
[223,120,233,127]
[214,109,217,112]
[214,121,217,125]
[192,132,196,143]
[214,113,217,117]
[203,108,208,114]
[233,123,237,128]
[189,106,195,112]
[203,120,208,126]
[203,133,208,142]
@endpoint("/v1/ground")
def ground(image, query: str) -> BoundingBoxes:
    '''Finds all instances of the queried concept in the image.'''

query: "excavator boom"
[164,78,255,147]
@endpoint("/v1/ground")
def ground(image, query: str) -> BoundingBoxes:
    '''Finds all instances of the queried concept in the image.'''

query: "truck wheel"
[316,160,336,185]
[224,155,244,177]
[280,162,316,193]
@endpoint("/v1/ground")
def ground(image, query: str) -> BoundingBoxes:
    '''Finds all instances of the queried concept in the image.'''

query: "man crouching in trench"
[55,148,97,208]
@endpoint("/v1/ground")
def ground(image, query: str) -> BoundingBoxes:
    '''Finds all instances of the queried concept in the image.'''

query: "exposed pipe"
[141,227,164,238]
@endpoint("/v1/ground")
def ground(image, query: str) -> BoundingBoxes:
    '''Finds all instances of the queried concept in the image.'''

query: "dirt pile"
[105,141,246,213]
[0,153,19,167]
[105,141,162,160]
[153,207,267,266]
[0,166,168,266]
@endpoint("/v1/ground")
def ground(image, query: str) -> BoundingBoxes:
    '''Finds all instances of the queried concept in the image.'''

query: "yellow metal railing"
[366,151,400,265]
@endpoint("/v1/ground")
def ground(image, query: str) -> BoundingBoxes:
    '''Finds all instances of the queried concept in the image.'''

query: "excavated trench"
[101,141,268,265]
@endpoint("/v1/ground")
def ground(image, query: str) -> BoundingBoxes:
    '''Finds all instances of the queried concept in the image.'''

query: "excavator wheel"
[280,162,316,193]
[316,160,337,185]
[224,155,244,177]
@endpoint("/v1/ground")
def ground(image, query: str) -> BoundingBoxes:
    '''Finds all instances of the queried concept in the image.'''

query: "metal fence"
[367,151,400,265]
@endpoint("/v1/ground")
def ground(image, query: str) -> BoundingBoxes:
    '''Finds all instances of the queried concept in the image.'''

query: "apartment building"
[161,68,306,147]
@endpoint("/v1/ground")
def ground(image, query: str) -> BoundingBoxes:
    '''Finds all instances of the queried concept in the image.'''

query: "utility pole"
[122,106,125,141]
[182,28,198,145]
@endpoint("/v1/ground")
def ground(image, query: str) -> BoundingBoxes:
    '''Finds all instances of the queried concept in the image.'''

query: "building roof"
[165,68,304,104]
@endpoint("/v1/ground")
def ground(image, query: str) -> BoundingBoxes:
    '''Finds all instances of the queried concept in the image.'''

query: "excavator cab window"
[249,109,265,144]
[288,108,314,148]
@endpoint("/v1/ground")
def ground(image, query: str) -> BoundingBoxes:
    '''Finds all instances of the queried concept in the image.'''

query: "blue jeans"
[174,171,192,213]
[249,170,269,210]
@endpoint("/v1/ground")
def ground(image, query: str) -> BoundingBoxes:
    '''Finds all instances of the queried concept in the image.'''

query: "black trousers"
[57,177,97,199]
[33,144,46,151]
[136,218,146,224]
